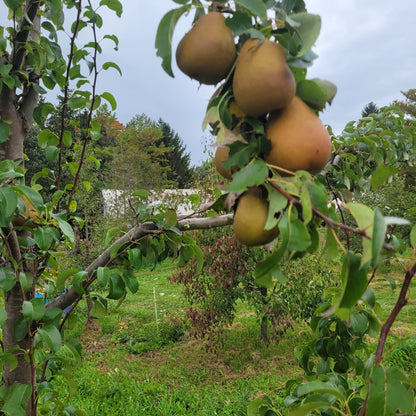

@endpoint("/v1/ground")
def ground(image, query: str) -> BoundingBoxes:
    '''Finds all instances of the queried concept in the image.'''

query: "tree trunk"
[3,284,34,415]
[0,80,37,414]
[260,315,269,343]
[259,286,269,343]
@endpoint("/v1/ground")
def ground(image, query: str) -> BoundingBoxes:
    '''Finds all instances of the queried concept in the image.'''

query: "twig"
[358,262,416,416]
[56,0,83,197]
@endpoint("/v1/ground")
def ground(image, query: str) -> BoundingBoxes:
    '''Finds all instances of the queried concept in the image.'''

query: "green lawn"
[53,258,416,415]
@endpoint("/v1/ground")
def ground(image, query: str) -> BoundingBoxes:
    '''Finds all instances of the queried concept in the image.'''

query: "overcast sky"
[2,1,416,166]
[98,0,415,166]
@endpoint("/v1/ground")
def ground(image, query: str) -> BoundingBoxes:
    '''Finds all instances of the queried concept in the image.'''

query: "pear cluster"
[176,12,332,246]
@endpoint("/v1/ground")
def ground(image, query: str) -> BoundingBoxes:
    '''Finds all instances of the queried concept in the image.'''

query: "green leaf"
[296,78,336,111]
[123,270,139,294]
[101,91,117,110]
[0,122,10,143]
[367,365,414,416]
[332,252,368,320]
[265,184,288,230]
[73,271,88,295]
[384,216,410,226]
[38,129,59,148]
[305,181,329,213]
[155,6,191,77]
[19,272,33,292]
[51,213,75,242]
[410,224,416,248]
[228,159,268,192]
[247,397,275,416]
[0,186,18,226]
[102,61,122,76]
[67,96,87,109]
[0,305,7,326]
[45,145,59,161]
[132,189,149,199]
[2,382,31,416]
[13,317,28,341]
[56,268,78,292]
[372,208,386,267]
[68,200,77,213]
[370,163,399,189]
[103,34,120,50]
[226,10,253,36]
[0,267,17,292]
[33,102,55,125]
[288,219,311,252]
[34,227,56,251]
[99,0,123,17]
[297,381,346,401]
[105,227,123,247]
[13,185,43,210]
[107,273,125,300]
[22,298,45,322]
[127,248,142,270]
[299,184,312,224]
[82,181,91,192]
[3,0,25,12]
[164,209,178,227]
[62,130,72,147]
[97,267,110,287]
[289,12,321,57]
[90,295,107,318]
[350,312,368,337]
[194,244,204,273]
[37,324,62,352]
[324,227,339,259]
[254,234,288,287]
[287,401,333,416]
[69,64,84,80]
[235,0,267,18]
[347,203,374,268]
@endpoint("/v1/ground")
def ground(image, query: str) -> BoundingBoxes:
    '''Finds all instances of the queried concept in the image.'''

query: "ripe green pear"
[176,12,236,85]
[233,38,296,117]
[233,187,279,246]
[265,96,332,174]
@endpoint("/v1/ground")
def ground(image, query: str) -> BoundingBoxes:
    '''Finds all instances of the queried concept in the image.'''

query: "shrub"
[169,234,337,343]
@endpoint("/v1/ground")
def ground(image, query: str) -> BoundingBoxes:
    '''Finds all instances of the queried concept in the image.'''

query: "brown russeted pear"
[175,12,236,85]
[12,195,42,228]
[232,38,296,117]
[233,186,279,246]
[214,145,233,180]
[265,96,332,175]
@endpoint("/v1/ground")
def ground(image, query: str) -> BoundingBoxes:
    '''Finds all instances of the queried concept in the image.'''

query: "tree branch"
[357,262,416,416]
[11,0,41,72]
[45,213,234,311]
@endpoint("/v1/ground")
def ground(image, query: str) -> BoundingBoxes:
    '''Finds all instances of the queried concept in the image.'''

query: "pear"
[215,145,233,180]
[265,96,332,175]
[232,38,296,117]
[176,12,236,85]
[12,195,42,228]
[233,187,279,246]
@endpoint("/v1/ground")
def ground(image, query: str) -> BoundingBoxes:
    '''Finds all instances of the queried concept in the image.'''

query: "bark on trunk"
[0,83,37,416]
[3,284,33,415]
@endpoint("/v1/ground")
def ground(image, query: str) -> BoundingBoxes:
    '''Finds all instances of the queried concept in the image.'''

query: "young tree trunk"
[4,284,34,415]
[259,286,269,343]
[0,79,38,414]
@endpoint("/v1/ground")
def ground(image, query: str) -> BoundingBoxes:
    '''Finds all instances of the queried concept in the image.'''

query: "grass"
[53,257,416,415]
